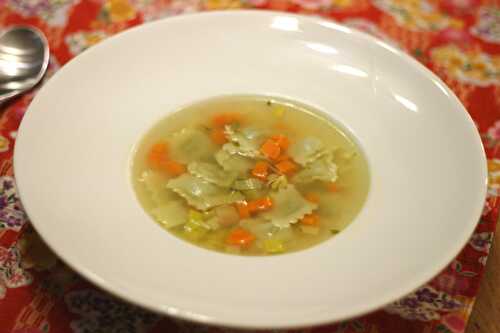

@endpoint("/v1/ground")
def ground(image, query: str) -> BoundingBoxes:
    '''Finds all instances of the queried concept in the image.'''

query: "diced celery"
[183,219,210,240]
[272,105,286,117]
[188,209,204,222]
[262,239,285,254]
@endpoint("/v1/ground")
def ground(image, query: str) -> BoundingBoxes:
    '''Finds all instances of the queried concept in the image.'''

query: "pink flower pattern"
[0,176,29,232]
[471,6,500,44]
[469,232,493,252]
[0,245,32,299]
[385,285,463,321]
[487,120,500,142]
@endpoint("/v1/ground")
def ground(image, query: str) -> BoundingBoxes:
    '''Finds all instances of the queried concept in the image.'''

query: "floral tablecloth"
[0,0,499,332]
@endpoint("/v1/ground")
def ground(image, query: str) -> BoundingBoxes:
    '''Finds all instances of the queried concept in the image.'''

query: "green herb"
[330,229,340,235]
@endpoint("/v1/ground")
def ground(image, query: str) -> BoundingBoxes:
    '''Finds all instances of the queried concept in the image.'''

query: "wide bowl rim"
[14,9,488,329]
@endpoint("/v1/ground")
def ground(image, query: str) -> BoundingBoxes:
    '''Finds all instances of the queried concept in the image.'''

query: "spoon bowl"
[0,26,49,103]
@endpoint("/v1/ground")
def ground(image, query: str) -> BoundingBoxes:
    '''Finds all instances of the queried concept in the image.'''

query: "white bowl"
[14,11,487,329]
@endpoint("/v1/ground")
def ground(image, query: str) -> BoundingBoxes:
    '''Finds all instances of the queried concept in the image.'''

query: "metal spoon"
[0,26,49,104]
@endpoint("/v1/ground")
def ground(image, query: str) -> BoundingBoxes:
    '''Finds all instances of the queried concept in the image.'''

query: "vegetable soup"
[131,96,369,255]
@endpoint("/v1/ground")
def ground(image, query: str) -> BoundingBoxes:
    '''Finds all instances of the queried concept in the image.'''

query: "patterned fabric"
[0,1,499,332]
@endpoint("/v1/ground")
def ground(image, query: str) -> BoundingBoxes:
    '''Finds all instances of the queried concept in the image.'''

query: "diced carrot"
[275,160,297,175]
[271,134,290,150]
[248,197,273,213]
[300,213,320,226]
[235,201,250,219]
[260,139,281,160]
[275,154,290,162]
[147,142,185,176]
[210,128,227,145]
[148,152,162,168]
[251,161,269,180]
[212,113,242,127]
[327,182,340,192]
[226,228,255,247]
[148,152,167,169]
[148,142,169,168]
[161,160,186,176]
[304,192,320,204]
[151,142,168,155]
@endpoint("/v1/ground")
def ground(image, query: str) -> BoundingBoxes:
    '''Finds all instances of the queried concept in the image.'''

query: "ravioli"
[223,125,267,158]
[215,149,254,174]
[151,200,188,229]
[170,128,216,163]
[140,170,177,205]
[292,153,338,184]
[289,137,327,166]
[167,174,244,211]
[188,161,238,187]
[262,185,318,228]
[232,178,264,191]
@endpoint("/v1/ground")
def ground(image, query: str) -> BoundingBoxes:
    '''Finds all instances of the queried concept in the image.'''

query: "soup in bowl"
[132,96,369,255]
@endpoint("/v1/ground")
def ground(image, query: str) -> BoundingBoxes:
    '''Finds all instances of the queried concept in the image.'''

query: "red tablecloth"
[0,1,499,332]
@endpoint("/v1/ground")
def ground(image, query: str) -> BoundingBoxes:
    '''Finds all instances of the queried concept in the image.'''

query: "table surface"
[468,226,500,333]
